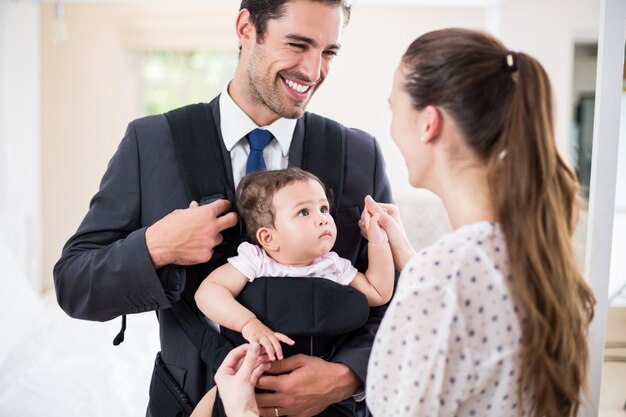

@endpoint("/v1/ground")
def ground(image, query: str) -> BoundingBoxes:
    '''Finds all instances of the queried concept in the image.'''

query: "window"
[142,50,238,115]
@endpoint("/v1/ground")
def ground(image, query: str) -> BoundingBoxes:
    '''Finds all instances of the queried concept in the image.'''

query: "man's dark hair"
[239,0,352,43]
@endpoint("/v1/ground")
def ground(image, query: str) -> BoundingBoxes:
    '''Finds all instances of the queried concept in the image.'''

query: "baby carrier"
[146,101,370,417]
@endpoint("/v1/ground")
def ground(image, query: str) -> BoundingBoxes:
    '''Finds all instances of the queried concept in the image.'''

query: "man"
[54,1,393,416]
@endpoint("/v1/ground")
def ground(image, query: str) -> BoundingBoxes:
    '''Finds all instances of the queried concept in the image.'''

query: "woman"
[208,28,596,417]
[364,28,595,416]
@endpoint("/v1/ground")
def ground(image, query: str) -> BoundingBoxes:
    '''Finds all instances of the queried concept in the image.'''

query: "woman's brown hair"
[401,28,595,416]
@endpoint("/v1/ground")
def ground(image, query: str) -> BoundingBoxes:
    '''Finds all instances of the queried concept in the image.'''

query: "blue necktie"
[246,128,273,174]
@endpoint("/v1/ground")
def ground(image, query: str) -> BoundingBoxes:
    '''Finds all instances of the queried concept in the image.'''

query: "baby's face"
[270,180,337,265]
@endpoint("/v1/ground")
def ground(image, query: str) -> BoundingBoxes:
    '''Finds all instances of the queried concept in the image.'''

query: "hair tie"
[505,52,518,73]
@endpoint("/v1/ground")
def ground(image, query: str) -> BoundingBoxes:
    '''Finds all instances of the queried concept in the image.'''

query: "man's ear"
[256,227,278,251]
[420,105,443,144]
[235,9,256,50]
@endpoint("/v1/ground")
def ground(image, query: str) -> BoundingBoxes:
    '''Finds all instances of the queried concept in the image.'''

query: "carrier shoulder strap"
[302,112,346,212]
[166,100,234,204]
[165,100,236,371]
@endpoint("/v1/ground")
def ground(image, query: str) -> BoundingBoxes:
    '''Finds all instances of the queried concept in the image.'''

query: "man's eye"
[298,209,310,216]
[323,50,338,57]
[289,43,306,50]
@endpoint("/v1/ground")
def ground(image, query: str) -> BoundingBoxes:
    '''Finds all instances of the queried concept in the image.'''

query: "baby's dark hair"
[237,167,330,244]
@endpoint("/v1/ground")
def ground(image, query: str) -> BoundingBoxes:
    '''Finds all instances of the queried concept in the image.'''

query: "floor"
[599,306,626,416]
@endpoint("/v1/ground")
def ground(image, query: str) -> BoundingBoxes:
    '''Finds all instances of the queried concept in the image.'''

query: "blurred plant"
[142,50,238,115]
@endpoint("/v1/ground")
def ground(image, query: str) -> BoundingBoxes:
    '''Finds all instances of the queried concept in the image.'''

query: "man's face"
[244,0,343,120]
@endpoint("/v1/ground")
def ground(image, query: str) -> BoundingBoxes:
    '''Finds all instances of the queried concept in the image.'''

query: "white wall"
[609,94,626,303]
[497,0,600,167]
[615,94,626,210]
[0,2,6,221]
[0,1,42,292]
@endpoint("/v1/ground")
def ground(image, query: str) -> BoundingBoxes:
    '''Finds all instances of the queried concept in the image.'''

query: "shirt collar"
[219,82,296,157]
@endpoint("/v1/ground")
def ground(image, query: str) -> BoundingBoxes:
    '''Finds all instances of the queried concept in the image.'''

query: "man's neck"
[227,79,279,127]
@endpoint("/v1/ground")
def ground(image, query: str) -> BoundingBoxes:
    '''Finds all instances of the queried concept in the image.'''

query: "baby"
[194,167,394,361]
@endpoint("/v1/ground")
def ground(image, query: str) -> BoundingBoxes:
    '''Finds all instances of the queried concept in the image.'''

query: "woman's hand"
[359,204,389,245]
[215,343,271,417]
[361,196,416,271]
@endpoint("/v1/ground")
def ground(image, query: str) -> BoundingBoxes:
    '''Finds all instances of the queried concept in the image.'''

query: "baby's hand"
[241,318,295,361]
[360,205,389,245]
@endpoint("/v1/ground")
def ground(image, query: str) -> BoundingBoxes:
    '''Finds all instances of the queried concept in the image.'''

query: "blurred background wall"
[8,0,599,292]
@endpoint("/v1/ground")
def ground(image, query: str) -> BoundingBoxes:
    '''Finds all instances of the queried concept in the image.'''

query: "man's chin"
[288,109,306,119]
[276,104,306,119]
[276,95,311,119]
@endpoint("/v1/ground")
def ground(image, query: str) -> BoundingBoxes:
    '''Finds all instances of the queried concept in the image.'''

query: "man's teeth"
[285,79,309,93]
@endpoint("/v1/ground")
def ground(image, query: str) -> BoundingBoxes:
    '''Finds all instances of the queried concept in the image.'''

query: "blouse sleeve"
[227,242,263,282]
[367,260,476,416]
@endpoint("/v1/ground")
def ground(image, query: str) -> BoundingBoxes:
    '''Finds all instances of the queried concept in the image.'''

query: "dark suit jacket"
[54,98,393,413]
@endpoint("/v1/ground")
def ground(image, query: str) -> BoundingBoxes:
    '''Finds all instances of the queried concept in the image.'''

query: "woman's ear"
[235,8,256,49]
[419,105,443,144]
[256,227,278,251]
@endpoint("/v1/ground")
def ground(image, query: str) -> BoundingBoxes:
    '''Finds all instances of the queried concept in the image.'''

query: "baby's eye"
[298,208,310,216]
[320,205,329,214]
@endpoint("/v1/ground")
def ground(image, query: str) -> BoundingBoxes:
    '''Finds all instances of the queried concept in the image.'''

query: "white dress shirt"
[218,83,297,188]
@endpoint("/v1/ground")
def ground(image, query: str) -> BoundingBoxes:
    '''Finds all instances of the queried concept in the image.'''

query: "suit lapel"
[288,117,306,168]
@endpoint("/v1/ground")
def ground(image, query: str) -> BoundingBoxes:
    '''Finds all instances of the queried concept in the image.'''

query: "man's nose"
[300,50,322,83]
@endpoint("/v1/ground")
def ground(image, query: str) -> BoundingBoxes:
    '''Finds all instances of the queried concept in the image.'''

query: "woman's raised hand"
[361,196,416,271]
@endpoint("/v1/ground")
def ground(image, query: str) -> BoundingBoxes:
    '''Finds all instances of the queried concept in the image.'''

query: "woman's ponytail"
[488,52,595,417]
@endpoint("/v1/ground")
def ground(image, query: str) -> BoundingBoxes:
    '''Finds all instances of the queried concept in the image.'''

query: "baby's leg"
[190,386,217,417]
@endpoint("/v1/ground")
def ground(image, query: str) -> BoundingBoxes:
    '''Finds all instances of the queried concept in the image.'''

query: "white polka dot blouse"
[367,221,530,416]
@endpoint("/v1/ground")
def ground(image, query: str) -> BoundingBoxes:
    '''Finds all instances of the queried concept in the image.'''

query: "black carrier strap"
[166,101,234,205]
[165,100,237,372]
[302,112,346,212]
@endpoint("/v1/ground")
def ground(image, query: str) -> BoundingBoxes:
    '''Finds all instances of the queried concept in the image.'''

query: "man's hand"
[255,355,361,417]
[145,199,238,269]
